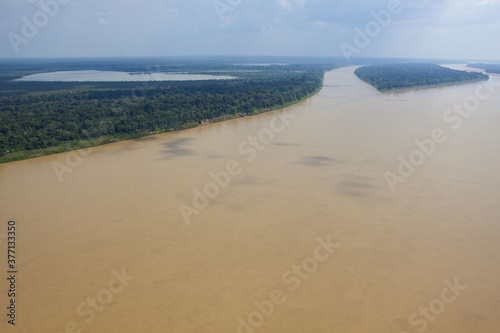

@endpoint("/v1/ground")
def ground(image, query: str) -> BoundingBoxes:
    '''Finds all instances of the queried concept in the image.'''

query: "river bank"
[0,78,324,164]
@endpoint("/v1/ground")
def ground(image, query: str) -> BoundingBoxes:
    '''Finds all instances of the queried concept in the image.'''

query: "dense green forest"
[355,63,489,92]
[467,63,500,74]
[0,58,335,163]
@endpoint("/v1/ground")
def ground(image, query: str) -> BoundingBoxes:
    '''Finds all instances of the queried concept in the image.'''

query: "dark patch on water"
[162,138,195,158]
[297,155,341,167]
[337,177,375,198]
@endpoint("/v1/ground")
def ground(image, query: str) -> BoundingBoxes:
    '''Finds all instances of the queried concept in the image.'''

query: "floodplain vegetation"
[467,63,500,74]
[0,58,335,163]
[355,63,489,92]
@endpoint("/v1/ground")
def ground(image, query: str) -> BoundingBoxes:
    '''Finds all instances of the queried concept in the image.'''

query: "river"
[0,66,499,332]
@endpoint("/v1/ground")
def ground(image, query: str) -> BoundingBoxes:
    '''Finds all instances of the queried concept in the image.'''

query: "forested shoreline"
[467,63,500,74]
[355,63,489,92]
[5,59,483,164]
[0,60,332,163]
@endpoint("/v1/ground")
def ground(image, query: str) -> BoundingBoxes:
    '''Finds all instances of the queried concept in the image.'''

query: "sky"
[0,0,499,60]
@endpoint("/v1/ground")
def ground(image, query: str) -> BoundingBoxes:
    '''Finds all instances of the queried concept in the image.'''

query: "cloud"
[277,0,292,10]
[300,0,500,27]
[0,0,498,59]
[403,0,500,26]
[303,0,391,25]
[215,0,310,33]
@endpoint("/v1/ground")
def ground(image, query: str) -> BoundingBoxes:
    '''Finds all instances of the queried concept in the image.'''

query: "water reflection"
[162,138,196,158]
[297,155,342,167]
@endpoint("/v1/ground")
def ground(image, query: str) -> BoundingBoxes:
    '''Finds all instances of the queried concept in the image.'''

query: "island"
[354,63,489,92]
[0,57,335,163]
[467,63,500,74]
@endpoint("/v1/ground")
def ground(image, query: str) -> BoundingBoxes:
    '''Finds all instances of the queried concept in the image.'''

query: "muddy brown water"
[1,66,499,332]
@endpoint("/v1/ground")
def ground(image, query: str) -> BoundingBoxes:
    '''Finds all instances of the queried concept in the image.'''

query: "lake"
[14,70,236,82]
[0,65,499,332]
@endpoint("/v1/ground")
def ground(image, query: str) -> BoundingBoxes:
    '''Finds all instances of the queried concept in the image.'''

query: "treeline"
[0,70,325,159]
[355,63,489,91]
[467,63,500,74]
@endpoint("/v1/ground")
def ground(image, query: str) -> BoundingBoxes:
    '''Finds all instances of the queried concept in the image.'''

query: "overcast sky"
[0,0,499,60]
